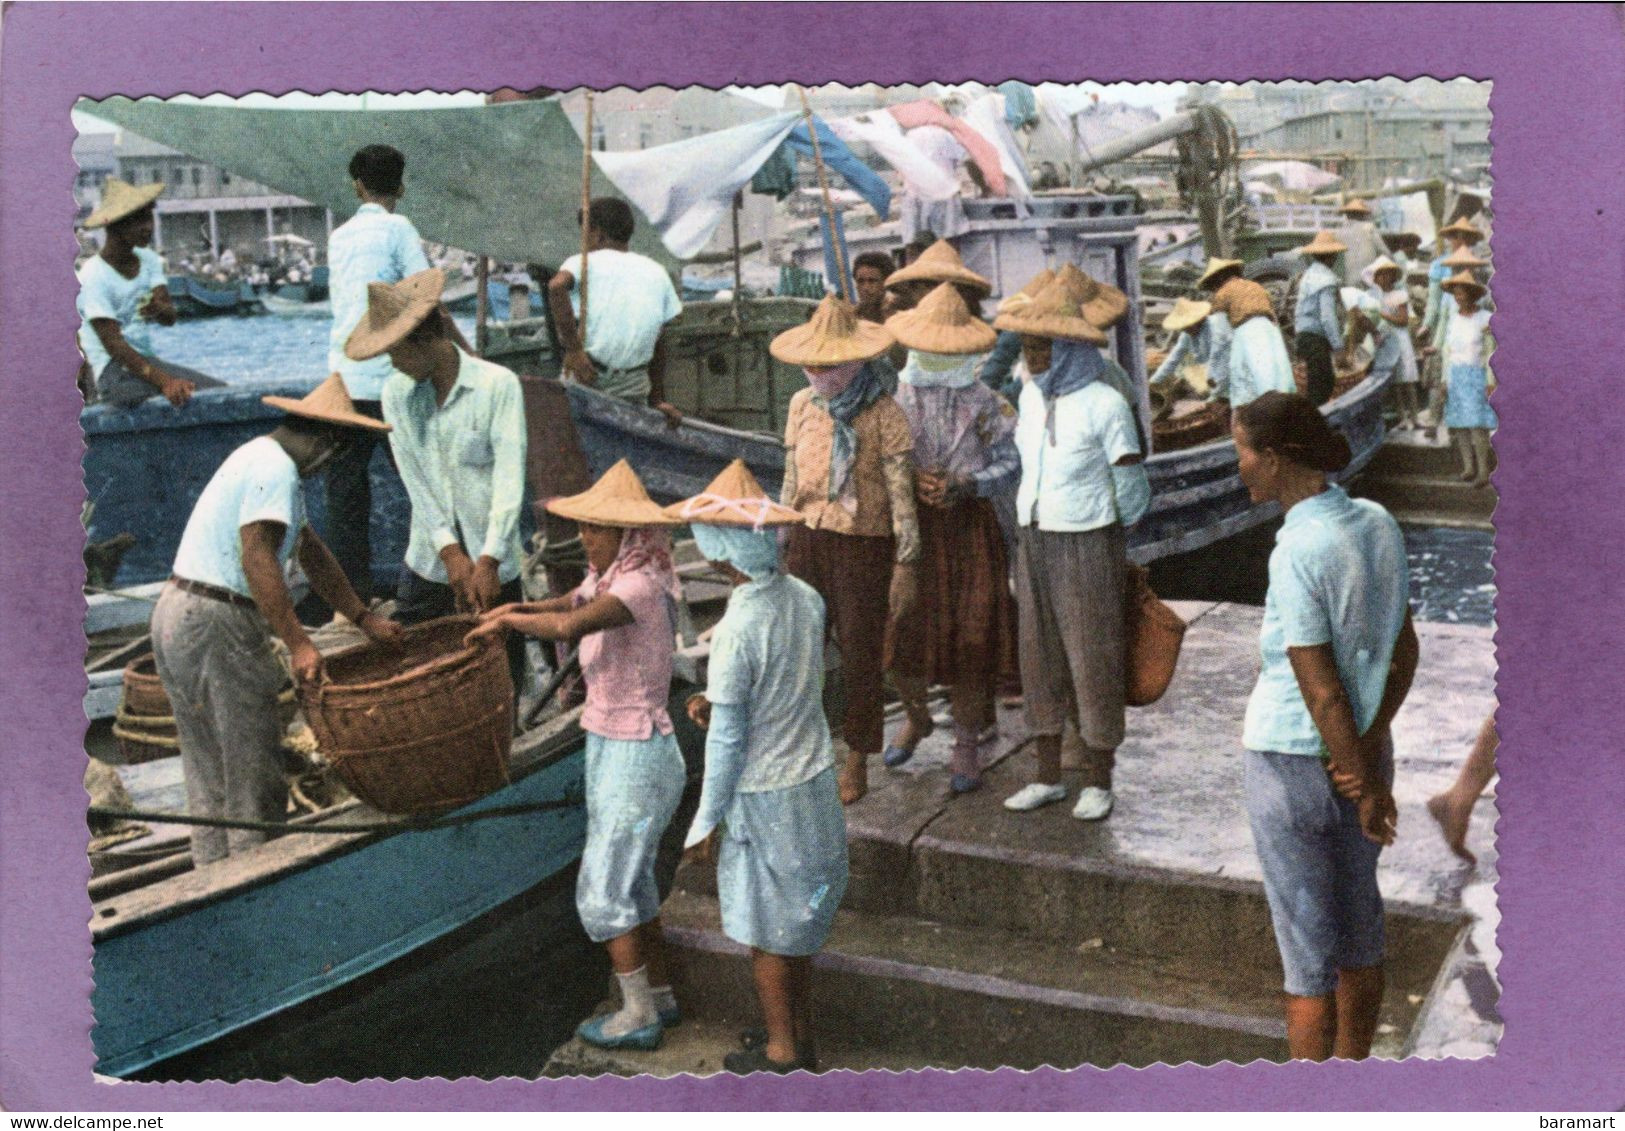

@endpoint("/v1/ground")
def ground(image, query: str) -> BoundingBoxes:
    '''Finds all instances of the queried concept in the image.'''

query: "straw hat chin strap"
[674,494,782,531]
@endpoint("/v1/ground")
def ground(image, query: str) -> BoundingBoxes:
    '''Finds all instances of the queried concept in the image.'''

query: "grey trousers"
[1015,524,1128,775]
[150,584,289,865]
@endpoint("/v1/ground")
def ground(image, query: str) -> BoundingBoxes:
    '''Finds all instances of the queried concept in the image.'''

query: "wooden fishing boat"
[166,274,246,318]
[89,681,705,1081]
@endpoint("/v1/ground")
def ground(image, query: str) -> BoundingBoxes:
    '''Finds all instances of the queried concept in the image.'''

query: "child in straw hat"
[1436,272,1497,489]
[773,296,921,806]
[77,177,225,409]
[350,268,531,697]
[468,459,687,1051]
[671,461,847,1075]
[992,275,1151,821]
[1351,258,1423,429]
[1293,231,1349,406]
[880,283,1020,793]
[153,376,402,866]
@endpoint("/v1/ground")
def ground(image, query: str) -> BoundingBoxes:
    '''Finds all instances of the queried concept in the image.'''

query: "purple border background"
[2,1,1621,1111]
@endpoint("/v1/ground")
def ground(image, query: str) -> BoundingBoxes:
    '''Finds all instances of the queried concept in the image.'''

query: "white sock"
[651,984,677,1015]
[600,966,657,1038]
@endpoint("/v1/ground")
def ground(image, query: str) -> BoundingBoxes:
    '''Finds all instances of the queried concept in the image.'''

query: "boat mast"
[794,85,851,302]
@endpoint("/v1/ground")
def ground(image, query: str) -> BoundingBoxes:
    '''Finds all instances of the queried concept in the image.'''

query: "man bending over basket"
[150,376,403,866]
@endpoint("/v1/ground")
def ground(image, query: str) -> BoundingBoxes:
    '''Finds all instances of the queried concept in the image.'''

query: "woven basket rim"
[308,615,490,697]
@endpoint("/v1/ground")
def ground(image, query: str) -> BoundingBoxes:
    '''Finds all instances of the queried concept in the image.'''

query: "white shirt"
[327,203,432,400]
[1015,380,1142,533]
[557,249,681,372]
[76,247,167,377]
[171,437,306,599]
[381,348,527,584]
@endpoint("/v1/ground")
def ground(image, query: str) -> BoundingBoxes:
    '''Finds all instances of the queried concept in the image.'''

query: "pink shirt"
[576,569,676,740]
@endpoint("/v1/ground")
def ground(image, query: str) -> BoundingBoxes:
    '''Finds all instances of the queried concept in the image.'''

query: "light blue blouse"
[1294,261,1344,350]
[1244,486,1410,756]
[1227,318,1297,407]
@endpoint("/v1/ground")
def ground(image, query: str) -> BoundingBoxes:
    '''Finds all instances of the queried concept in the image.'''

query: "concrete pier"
[545,601,1499,1077]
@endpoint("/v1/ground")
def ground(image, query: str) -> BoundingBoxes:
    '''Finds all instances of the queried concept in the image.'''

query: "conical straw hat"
[1296,230,1348,257]
[1197,256,1244,289]
[769,295,894,367]
[1162,296,1213,333]
[545,459,679,528]
[262,372,393,433]
[1440,270,1486,303]
[885,282,997,355]
[1439,217,1484,244]
[1366,255,1402,282]
[1338,198,1373,217]
[1054,262,1129,329]
[664,459,803,528]
[991,275,1107,344]
[1442,246,1488,270]
[995,267,1056,315]
[83,177,166,229]
[344,268,447,360]
[883,239,992,296]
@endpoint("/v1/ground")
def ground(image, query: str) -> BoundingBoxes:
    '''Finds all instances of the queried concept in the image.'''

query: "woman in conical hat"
[1435,272,1497,488]
[979,267,1058,400]
[1293,231,1350,406]
[879,284,1020,793]
[77,177,226,409]
[153,375,400,867]
[993,275,1150,822]
[772,296,919,806]
[882,238,993,315]
[669,461,846,1074]
[469,459,687,1052]
[1417,218,1489,433]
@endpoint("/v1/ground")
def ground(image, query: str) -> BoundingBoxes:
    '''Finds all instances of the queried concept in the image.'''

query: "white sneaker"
[1003,783,1068,812]
[1072,787,1114,821]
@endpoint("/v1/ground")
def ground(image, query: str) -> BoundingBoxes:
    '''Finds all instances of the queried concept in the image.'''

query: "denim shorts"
[1243,742,1393,996]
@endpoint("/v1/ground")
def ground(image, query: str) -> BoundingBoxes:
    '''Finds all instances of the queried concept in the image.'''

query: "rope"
[86,793,587,836]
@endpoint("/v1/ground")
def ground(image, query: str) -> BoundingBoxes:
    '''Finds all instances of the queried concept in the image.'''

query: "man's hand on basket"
[358,610,404,648]
[290,640,325,685]
[471,556,503,613]
[440,545,479,612]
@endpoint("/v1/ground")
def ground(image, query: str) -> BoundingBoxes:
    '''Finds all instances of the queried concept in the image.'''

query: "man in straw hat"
[1334,197,1386,288]
[1293,231,1349,406]
[993,274,1151,821]
[347,268,531,695]
[149,375,403,866]
[321,144,473,616]
[1149,297,1220,392]
[774,295,920,805]
[1417,218,1486,433]
[879,284,1019,794]
[548,198,684,428]
[77,177,225,408]
[670,461,847,1074]
[469,459,687,1051]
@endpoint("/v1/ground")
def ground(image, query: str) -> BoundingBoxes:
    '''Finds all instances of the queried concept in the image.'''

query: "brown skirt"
[887,496,1019,689]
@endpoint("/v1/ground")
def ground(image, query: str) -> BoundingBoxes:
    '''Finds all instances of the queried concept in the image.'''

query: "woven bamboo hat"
[885,282,997,355]
[344,268,446,360]
[262,373,393,433]
[1442,246,1488,270]
[1197,256,1245,289]
[994,268,1056,316]
[1338,198,1373,218]
[1439,217,1485,244]
[883,239,992,297]
[1367,255,1402,284]
[1162,297,1213,333]
[545,459,679,528]
[769,294,894,367]
[1053,262,1130,330]
[1441,270,1487,303]
[1297,230,1348,257]
[992,275,1107,345]
[664,460,803,528]
[83,177,166,229]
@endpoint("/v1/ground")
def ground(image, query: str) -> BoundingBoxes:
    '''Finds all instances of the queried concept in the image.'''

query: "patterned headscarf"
[806,360,888,501]
[575,526,682,607]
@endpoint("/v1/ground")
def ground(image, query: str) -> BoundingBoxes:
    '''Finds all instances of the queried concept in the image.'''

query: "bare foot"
[839,749,869,805]
[1427,793,1477,865]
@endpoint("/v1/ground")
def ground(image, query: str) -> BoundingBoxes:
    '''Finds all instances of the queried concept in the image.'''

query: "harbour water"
[140,314,1496,628]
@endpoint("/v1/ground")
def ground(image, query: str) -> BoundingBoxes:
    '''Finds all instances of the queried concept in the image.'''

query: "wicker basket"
[298,616,512,815]
[1153,400,1232,452]
[114,654,176,764]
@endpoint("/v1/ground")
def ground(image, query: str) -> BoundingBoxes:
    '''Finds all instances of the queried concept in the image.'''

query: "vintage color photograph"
[74,77,1500,1083]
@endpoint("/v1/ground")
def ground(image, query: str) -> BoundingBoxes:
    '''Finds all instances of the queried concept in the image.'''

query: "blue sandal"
[882,743,916,768]
[576,1013,664,1051]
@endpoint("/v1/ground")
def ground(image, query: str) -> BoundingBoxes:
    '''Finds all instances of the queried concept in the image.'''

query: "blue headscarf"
[1032,338,1105,442]
[690,523,781,580]
[809,360,888,501]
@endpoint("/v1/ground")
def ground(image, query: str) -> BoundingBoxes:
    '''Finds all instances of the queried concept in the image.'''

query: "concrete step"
[658,889,1291,1071]
[543,1010,952,1079]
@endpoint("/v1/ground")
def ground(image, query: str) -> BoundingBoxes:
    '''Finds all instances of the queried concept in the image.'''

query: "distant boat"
[260,291,331,318]
[165,274,246,319]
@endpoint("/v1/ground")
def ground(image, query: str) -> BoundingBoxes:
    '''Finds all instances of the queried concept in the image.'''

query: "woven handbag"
[1125,564,1187,707]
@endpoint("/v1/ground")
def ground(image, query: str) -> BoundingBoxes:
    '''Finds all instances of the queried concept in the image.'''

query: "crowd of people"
[78,146,1495,1073]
